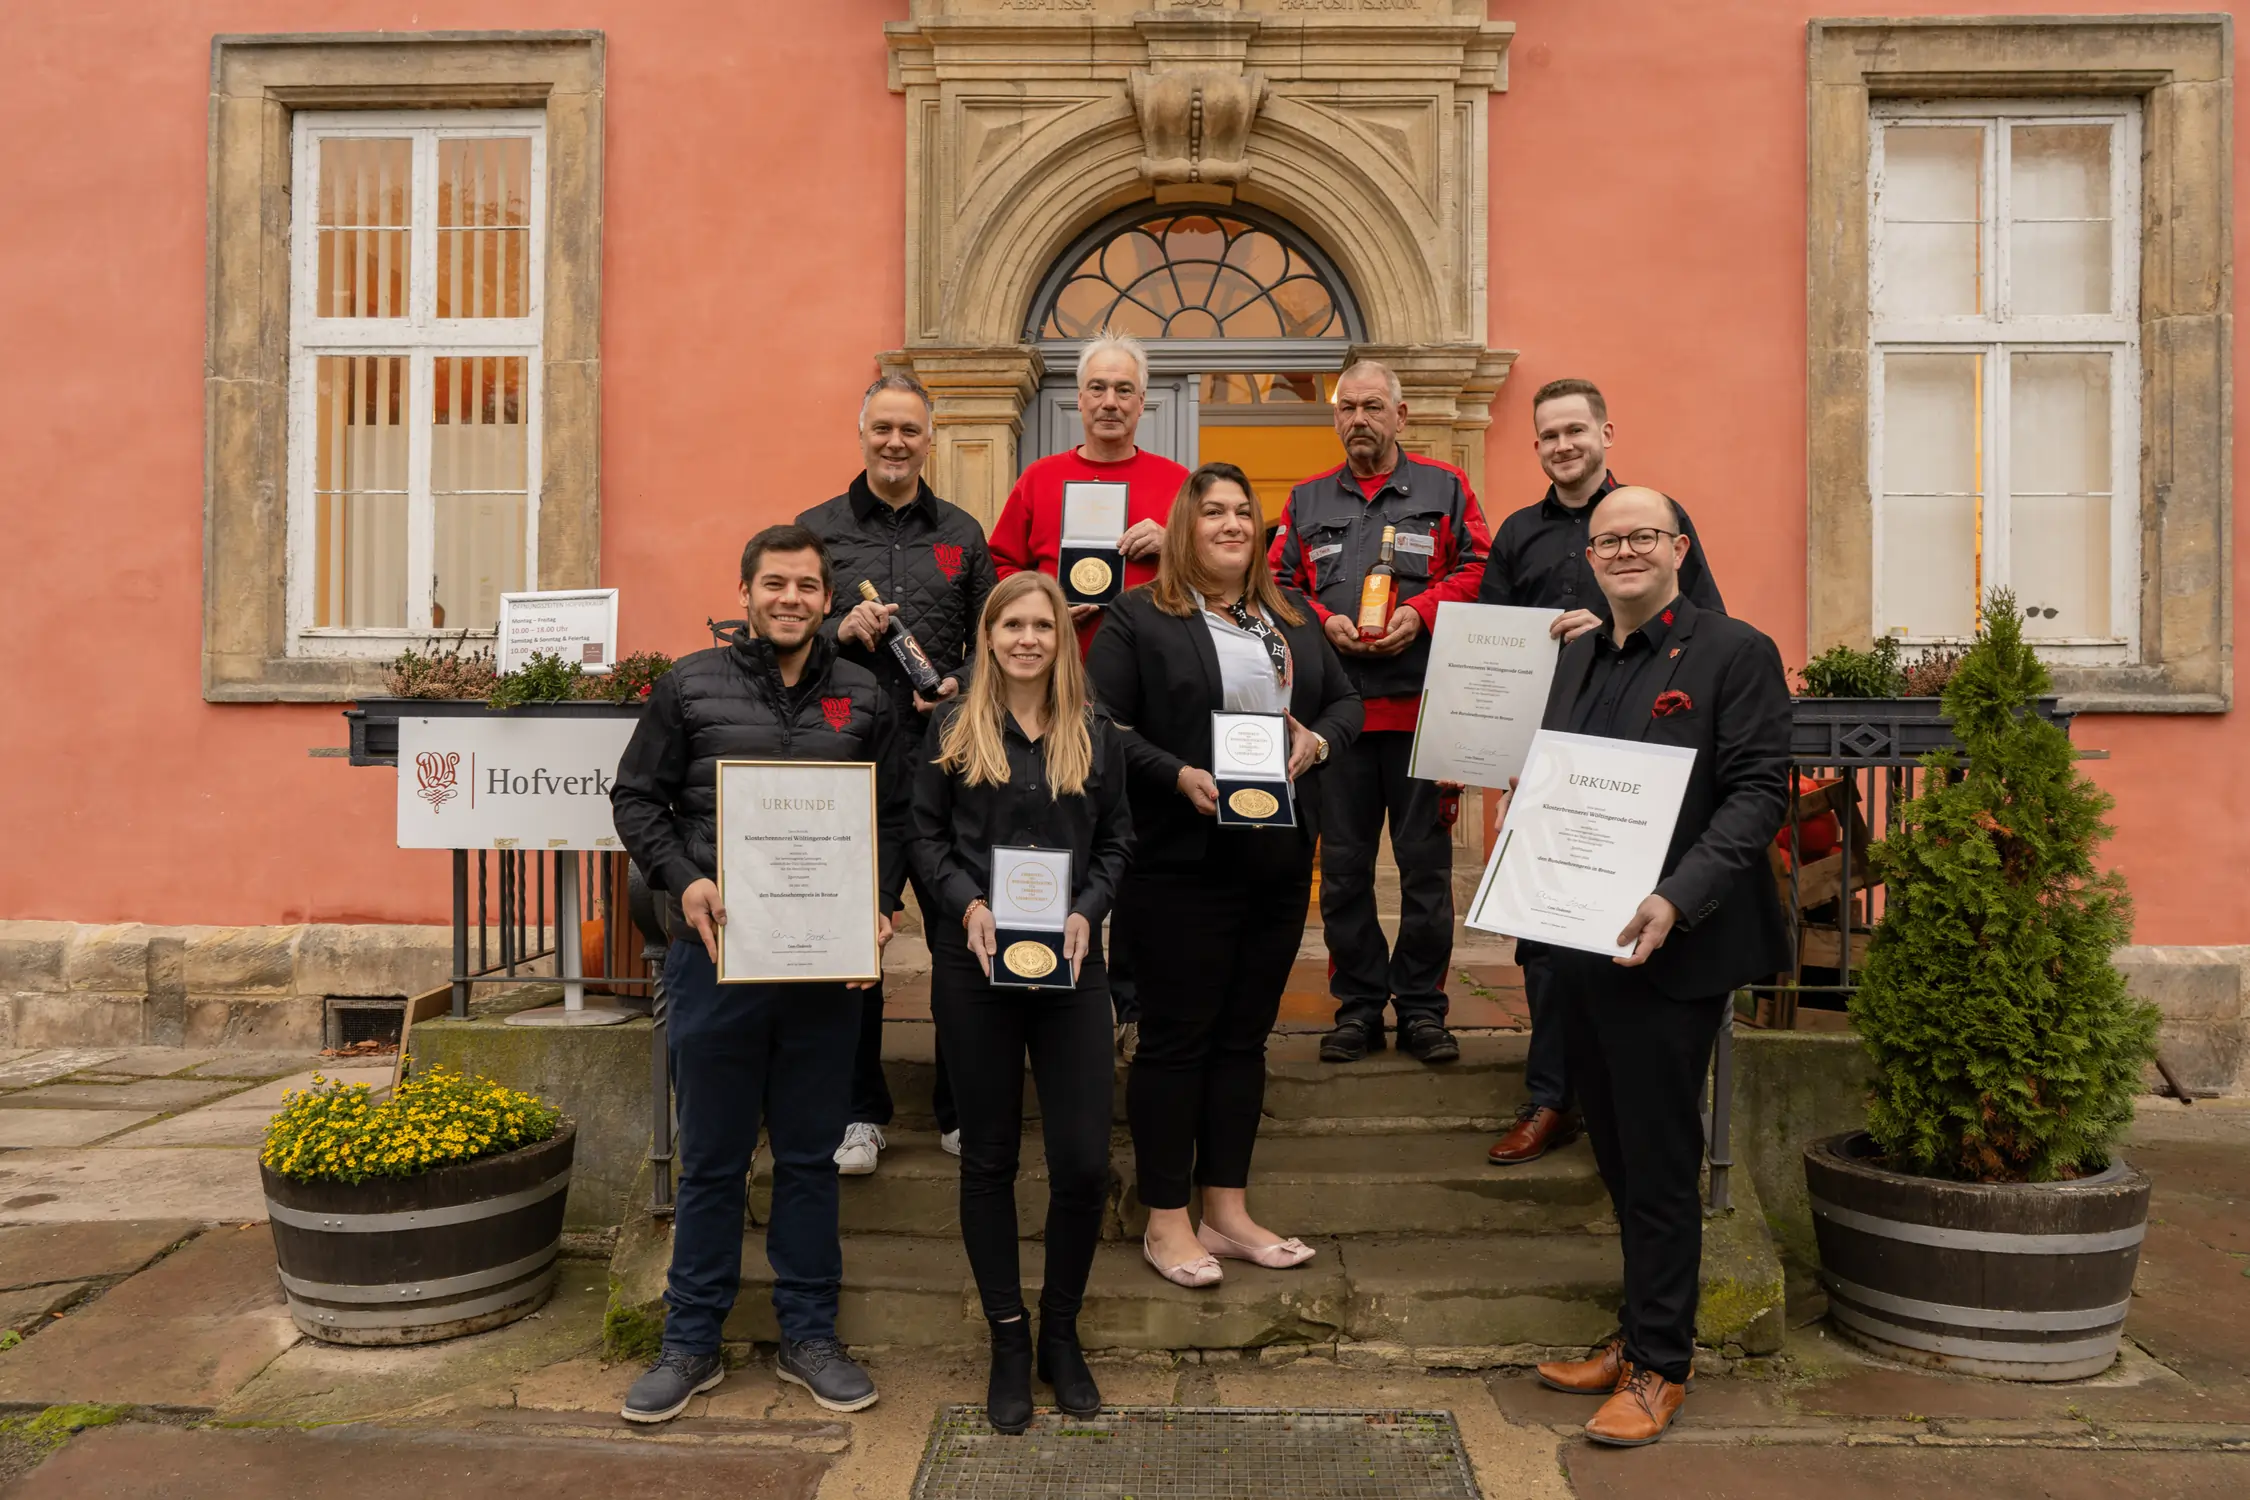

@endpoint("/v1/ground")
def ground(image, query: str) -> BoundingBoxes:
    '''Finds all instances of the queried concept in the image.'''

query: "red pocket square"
[1653,690,1693,718]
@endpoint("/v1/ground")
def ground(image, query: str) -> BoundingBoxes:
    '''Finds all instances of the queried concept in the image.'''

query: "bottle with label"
[857,579,943,696]
[1356,524,1398,641]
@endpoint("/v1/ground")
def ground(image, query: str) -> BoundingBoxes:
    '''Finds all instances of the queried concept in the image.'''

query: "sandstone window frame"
[206,32,604,703]
[1808,16,2232,713]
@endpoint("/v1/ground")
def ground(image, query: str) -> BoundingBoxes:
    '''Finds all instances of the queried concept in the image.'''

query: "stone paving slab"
[0,1282,85,1336]
[6,1423,832,1500]
[182,1051,329,1080]
[200,1066,393,1111]
[0,1050,122,1089]
[1564,1441,2247,1499]
[62,1048,224,1079]
[0,1109,157,1149]
[3,1078,244,1112]
[0,1221,202,1289]
[0,1225,296,1407]
[0,1146,264,1223]
[110,1108,276,1149]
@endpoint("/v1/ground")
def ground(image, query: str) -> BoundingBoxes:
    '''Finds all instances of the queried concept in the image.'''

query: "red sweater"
[991,447,1191,653]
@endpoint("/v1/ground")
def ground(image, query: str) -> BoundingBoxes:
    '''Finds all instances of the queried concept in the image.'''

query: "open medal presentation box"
[1211,711,1296,829]
[1059,481,1128,606]
[990,845,1074,990]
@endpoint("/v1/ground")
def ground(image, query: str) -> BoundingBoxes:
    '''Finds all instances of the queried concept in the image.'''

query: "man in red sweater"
[1270,360,1491,1066]
[990,332,1190,656]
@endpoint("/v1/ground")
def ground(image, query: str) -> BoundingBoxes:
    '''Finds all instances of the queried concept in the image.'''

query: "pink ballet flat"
[1142,1234,1223,1288]
[1196,1223,1317,1269]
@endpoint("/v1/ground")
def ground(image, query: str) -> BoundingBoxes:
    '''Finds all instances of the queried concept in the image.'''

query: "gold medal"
[1227,787,1281,820]
[1069,556,1114,596]
[1003,940,1059,980]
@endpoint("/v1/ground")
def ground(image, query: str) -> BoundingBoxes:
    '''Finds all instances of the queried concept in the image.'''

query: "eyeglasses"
[1589,527,1677,559]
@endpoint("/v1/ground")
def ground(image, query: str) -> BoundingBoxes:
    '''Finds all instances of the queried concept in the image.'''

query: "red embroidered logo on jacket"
[1661,608,1675,626]
[1653,690,1693,718]
[932,542,964,580]
[821,696,854,732]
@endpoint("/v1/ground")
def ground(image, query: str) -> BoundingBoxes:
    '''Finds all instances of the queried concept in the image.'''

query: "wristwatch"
[1312,733,1331,765]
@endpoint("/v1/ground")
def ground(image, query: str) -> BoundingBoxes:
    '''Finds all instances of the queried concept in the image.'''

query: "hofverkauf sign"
[397,715,638,850]
[497,588,620,675]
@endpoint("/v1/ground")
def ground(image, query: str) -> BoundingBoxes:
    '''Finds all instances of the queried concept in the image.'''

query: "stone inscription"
[996,0,1095,10]
[1278,0,1423,11]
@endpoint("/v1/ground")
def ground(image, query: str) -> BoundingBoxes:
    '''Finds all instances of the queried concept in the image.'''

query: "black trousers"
[928,930,1114,1323]
[849,866,958,1135]
[1555,950,1727,1384]
[1319,730,1454,1029]
[1520,948,1571,1113]
[1123,832,1312,1210]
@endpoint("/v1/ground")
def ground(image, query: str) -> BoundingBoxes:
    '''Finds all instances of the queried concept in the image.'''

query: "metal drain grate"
[911,1406,1482,1500]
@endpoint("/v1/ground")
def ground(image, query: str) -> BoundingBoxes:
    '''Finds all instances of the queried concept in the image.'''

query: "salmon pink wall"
[0,1,2239,944]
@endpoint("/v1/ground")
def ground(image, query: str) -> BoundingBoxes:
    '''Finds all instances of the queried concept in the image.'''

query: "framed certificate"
[1060,481,1128,605]
[989,845,1074,991]
[1210,711,1296,828]
[715,760,881,984]
[1407,601,1563,787]
[1465,730,1696,958]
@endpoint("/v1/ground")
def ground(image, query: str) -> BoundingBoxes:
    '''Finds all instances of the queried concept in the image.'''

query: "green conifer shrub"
[1850,591,2158,1183]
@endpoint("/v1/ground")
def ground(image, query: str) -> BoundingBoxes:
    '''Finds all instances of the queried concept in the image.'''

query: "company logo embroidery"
[932,542,964,580]
[414,751,461,812]
[1653,690,1693,718]
[821,696,854,732]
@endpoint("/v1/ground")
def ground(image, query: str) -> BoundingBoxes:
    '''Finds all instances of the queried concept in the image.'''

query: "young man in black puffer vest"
[611,524,907,1423]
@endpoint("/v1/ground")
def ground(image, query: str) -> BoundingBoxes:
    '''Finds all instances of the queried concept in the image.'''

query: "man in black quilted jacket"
[610,523,907,1424]
[798,373,997,1175]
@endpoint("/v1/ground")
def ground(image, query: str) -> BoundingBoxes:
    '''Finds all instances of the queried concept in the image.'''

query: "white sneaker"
[939,1129,962,1157]
[834,1122,885,1175]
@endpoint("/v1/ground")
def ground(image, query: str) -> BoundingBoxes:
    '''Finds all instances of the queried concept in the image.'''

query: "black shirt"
[1478,472,1726,621]
[908,703,1135,928]
[1569,598,1680,739]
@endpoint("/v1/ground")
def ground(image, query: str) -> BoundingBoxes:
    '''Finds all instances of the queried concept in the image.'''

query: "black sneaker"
[1400,1018,1460,1064]
[777,1335,879,1413]
[621,1347,725,1424]
[1320,1019,1384,1063]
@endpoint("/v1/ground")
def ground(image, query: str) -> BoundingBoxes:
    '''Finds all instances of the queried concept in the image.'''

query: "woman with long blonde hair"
[1086,462,1362,1289]
[909,568,1133,1433]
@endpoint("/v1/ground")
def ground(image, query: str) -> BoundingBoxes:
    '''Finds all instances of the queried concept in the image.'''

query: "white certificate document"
[715,760,880,984]
[1408,602,1563,786]
[1061,481,1129,545]
[992,846,1071,933]
[1211,711,1287,783]
[1466,730,1696,958]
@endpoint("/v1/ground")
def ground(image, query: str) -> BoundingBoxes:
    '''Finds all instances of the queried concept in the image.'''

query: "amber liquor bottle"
[1356,524,1398,642]
[857,580,943,696]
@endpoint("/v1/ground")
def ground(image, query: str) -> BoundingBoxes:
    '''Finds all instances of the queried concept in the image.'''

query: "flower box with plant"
[1805,592,2160,1381]
[346,637,675,766]
[1791,631,2069,765]
[259,1065,577,1345]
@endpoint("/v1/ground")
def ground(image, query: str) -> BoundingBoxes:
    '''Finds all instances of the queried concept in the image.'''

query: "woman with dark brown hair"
[1085,461,1362,1286]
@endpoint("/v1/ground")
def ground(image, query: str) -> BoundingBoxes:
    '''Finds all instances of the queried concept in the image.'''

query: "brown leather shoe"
[1585,1366,1686,1446]
[1535,1335,1624,1395]
[1488,1104,1582,1165]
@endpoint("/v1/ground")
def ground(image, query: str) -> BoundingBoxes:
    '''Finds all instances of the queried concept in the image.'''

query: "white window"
[286,111,545,655]
[1869,100,2139,659]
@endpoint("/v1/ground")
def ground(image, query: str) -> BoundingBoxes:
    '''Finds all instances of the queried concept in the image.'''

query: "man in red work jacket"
[1270,359,1490,1066]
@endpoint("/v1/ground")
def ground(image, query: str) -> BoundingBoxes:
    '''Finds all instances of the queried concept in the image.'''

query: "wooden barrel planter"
[261,1122,575,1345]
[1804,1131,2148,1381]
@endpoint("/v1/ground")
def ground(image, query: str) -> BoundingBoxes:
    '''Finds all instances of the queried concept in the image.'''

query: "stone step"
[878,1031,1530,1132]
[750,1128,1606,1240]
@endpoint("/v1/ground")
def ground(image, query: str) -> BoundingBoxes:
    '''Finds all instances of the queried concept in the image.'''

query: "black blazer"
[1536,595,1792,999]
[1085,586,1364,869]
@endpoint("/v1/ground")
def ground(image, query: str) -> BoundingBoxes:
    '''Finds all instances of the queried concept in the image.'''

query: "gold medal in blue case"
[1210,711,1297,828]
[1059,481,1128,606]
[989,845,1074,990]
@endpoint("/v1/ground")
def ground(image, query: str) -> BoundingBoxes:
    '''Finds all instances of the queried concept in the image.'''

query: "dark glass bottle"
[857,579,943,695]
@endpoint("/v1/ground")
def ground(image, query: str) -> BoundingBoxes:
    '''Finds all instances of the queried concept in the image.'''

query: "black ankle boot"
[1035,1311,1101,1418]
[985,1316,1034,1434]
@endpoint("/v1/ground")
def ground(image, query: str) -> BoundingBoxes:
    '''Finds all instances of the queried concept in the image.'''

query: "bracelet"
[963,899,988,928]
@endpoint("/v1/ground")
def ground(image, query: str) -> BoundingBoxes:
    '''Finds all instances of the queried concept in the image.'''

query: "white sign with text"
[498,589,621,675]
[396,715,638,850]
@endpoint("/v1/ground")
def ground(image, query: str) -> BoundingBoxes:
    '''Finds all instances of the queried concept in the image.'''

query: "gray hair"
[859,372,932,428]
[1076,332,1150,392]
[1337,359,1403,404]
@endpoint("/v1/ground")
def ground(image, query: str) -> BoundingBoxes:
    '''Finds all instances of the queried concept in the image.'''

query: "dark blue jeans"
[662,938,859,1352]
[1520,948,1571,1113]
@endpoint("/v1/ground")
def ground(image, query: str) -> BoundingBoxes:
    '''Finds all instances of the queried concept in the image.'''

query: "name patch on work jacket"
[1393,532,1437,557]
[1306,543,1344,562]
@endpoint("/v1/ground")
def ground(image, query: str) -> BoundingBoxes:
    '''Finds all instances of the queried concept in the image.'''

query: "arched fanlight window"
[1033,206,1359,342]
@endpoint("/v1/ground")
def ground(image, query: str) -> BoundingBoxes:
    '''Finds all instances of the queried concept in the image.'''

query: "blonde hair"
[1149,462,1305,626]
[936,571,1095,797]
